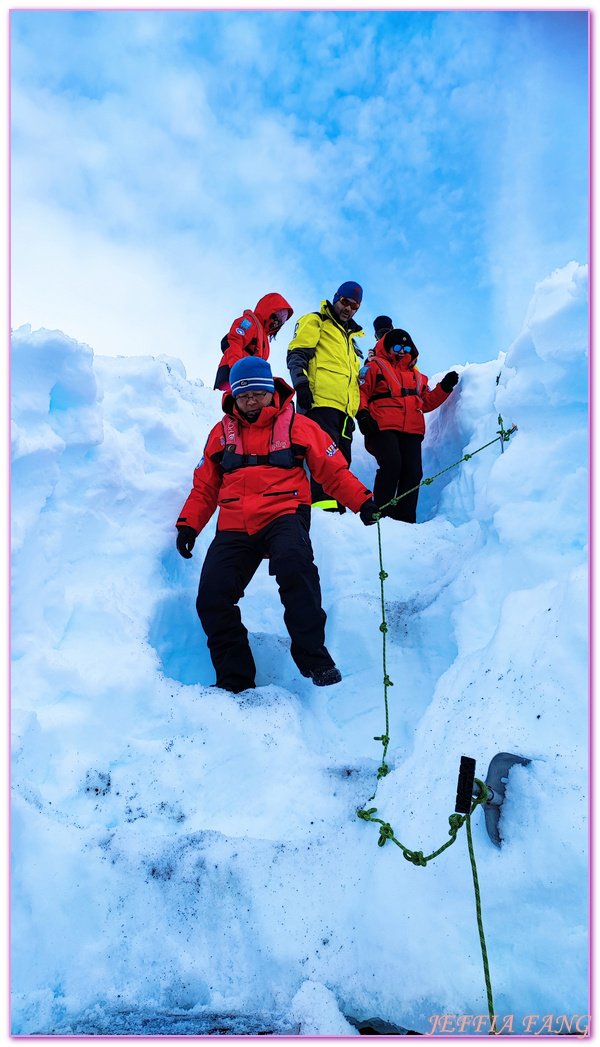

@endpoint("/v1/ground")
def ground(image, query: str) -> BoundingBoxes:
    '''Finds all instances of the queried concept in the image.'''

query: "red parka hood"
[375,328,419,369]
[253,293,294,325]
[221,376,296,423]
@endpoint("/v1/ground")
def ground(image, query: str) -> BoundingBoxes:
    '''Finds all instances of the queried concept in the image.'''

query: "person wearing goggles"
[286,281,366,513]
[214,292,293,392]
[356,326,459,523]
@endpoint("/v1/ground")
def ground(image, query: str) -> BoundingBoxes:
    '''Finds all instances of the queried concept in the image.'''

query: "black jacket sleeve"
[286,345,316,389]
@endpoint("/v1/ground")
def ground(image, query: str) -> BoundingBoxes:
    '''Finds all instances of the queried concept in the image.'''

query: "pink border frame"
[7,7,593,1041]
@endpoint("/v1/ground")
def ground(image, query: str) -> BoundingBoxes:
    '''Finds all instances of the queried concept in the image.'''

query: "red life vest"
[220,402,304,471]
[368,357,424,402]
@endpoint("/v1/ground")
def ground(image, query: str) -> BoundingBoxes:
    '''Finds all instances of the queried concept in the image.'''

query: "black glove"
[359,498,379,526]
[356,409,379,438]
[440,370,459,393]
[295,382,314,412]
[176,525,197,559]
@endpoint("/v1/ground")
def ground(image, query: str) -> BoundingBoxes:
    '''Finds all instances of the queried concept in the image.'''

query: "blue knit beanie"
[230,357,275,397]
[333,281,363,305]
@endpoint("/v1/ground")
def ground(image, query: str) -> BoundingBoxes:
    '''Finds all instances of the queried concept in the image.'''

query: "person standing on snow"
[286,281,365,513]
[214,292,294,391]
[360,316,393,379]
[176,357,378,694]
[372,314,394,346]
[356,328,459,523]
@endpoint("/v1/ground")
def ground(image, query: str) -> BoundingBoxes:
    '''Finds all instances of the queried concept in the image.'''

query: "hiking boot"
[211,682,256,695]
[301,666,342,687]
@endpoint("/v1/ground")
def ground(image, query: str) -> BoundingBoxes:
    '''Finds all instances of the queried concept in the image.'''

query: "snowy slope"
[10,262,588,1036]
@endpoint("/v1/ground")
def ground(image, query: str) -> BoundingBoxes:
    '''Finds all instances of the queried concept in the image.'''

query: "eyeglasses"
[339,297,359,311]
[235,390,273,404]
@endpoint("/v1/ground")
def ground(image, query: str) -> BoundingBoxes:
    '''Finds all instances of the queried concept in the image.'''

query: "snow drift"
[10,262,588,1035]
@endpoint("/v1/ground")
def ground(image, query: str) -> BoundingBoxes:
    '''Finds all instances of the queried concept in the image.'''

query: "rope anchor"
[497,414,518,453]
[357,754,530,1031]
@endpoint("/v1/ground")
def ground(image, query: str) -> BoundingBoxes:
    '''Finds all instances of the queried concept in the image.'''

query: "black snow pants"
[195,509,335,692]
[305,406,354,511]
[368,430,424,523]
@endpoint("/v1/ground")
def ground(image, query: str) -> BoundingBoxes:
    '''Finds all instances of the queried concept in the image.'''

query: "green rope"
[365,418,517,801]
[372,417,517,521]
[369,522,392,796]
[466,807,496,1029]
[357,782,495,1030]
[357,419,518,1029]
[357,780,488,865]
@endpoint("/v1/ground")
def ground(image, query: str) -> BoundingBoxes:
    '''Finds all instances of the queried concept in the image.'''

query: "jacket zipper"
[262,490,299,497]
[326,306,360,412]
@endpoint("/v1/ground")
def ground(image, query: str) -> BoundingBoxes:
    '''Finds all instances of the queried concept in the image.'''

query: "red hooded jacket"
[214,293,293,391]
[359,337,449,436]
[177,379,372,536]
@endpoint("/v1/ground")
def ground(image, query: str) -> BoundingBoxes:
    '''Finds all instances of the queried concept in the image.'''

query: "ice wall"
[10,263,588,1035]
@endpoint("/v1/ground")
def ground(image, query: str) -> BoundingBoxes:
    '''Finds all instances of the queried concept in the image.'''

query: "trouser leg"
[263,513,335,674]
[306,406,353,510]
[195,531,263,691]
[391,433,424,523]
[369,429,404,510]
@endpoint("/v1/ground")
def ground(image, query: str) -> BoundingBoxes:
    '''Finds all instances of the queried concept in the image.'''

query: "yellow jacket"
[286,301,365,417]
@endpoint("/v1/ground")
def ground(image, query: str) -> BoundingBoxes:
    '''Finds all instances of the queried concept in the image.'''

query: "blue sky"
[10,10,588,380]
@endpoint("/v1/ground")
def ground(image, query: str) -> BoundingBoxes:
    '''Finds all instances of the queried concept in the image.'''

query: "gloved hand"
[359,498,379,526]
[356,409,379,437]
[176,525,198,559]
[441,370,459,393]
[295,382,314,412]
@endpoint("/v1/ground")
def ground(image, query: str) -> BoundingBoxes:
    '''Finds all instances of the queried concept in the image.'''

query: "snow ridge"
[11,263,588,1034]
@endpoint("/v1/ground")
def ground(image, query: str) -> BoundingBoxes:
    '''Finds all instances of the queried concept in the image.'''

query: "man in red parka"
[356,328,459,523]
[177,357,378,693]
[214,292,293,391]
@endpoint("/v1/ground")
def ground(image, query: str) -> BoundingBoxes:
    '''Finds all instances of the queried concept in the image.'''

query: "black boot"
[301,666,342,686]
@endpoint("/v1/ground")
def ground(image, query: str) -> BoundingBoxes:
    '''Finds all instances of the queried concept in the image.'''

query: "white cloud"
[10,10,588,376]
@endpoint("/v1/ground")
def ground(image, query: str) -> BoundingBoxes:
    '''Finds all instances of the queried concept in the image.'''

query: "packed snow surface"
[11,262,588,1035]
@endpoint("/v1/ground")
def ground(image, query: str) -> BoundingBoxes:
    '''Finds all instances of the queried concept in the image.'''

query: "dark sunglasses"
[339,297,359,311]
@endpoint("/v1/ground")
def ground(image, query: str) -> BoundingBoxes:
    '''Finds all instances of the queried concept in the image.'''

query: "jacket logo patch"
[235,328,245,335]
[240,318,252,330]
[326,442,337,456]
